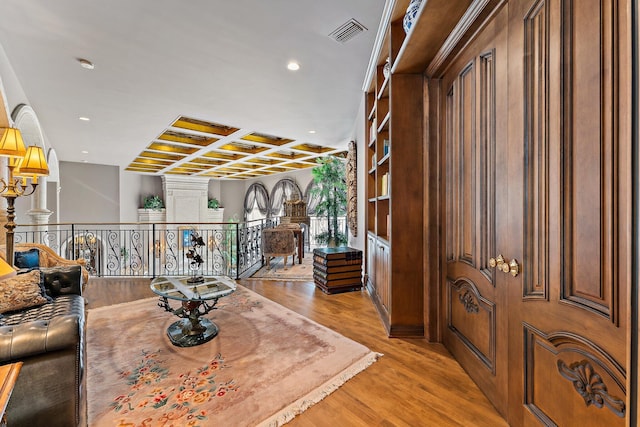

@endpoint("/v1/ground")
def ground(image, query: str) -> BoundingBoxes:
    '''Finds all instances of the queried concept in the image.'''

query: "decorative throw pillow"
[14,248,40,269]
[0,270,49,314]
[20,268,53,302]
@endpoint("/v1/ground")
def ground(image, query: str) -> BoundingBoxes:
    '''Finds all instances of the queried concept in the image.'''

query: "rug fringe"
[258,351,383,427]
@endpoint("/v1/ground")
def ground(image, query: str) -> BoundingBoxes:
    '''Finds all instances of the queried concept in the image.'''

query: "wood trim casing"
[426,0,507,77]
[630,0,638,424]
[424,77,442,341]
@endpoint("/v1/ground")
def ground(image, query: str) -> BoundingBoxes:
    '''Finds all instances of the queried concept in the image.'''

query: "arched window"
[304,180,321,215]
[243,182,270,221]
[269,178,302,217]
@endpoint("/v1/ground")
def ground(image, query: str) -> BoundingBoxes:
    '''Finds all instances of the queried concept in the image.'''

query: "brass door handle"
[489,254,520,277]
[489,255,505,269]
[508,259,520,277]
[500,262,510,274]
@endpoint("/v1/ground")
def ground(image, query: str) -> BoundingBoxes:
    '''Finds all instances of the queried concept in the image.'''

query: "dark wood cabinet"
[313,247,362,294]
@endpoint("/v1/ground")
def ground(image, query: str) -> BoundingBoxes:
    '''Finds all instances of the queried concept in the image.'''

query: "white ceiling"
[0,0,385,175]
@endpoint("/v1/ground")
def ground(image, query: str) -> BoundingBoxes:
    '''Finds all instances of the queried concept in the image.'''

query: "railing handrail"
[16,220,265,227]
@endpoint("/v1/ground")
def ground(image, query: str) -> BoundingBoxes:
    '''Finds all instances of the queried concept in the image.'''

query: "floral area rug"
[86,285,380,426]
[247,252,314,281]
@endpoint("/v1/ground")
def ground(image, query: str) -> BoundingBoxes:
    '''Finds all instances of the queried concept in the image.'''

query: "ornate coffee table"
[150,276,236,347]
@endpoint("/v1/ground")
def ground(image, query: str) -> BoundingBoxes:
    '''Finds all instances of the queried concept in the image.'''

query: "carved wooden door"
[441,4,510,418]
[506,0,631,425]
[441,0,631,424]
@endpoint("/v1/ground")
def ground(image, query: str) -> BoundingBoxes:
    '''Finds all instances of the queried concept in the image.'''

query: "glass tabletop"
[150,276,236,301]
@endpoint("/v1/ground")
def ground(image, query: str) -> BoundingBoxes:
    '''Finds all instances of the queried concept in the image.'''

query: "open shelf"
[364,0,425,339]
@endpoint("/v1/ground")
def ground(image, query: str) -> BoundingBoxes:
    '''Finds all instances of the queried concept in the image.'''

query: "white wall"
[207,179,222,207]
[0,44,29,121]
[0,43,62,225]
[348,94,367,252]
[60,161,120,223]
[138,175,163,203]
[219,180,246,222]
[118,171,140,223]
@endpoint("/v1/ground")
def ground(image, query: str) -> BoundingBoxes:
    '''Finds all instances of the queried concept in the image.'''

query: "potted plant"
[138,195,166,223]
[207,197,224,223]
[142,195,164,210]
[311,156,347,247]
[208,197,222,209]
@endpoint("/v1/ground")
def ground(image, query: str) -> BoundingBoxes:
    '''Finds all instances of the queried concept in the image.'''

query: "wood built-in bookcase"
[364,0,474,337]
[364,1,425,337]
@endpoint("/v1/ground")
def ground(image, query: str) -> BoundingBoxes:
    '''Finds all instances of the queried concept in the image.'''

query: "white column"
[26,176,52,229]
[0,157,9,246]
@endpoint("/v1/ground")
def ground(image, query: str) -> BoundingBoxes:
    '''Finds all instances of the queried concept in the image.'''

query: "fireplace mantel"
[162,175,210,223]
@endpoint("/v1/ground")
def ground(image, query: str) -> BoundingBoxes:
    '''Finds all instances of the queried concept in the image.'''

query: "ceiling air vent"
[328,19,367,43]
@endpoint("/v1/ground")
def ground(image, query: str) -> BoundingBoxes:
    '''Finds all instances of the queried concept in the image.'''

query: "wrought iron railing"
[308,216,347,247]
[13,216,346,279]
[14,219,277,279]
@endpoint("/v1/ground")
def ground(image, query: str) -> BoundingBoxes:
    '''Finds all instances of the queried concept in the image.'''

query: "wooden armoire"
[363,0,636,425]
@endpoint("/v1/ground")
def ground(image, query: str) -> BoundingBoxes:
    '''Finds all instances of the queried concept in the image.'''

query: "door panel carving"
[447,279,496,373]
[523,324,626,426]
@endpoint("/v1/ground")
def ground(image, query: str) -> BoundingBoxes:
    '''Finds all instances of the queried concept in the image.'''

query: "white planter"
[137,208,166,223]
[206,208,224,223]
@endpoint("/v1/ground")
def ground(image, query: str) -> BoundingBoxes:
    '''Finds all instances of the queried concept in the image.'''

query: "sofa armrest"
[0,314,82,361]
[2,243,90,284]
[40,266,82,297]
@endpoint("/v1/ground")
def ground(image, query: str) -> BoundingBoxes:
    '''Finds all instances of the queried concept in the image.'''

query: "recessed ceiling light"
[308,130,316,134]
[81,150,89,154]
[287,61,300,71]
[83,160,89,163]
[79,117,90,121]
[77,58,95,70]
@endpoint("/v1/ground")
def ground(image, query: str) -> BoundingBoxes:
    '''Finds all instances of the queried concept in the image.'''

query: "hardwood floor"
[85,278,508,426]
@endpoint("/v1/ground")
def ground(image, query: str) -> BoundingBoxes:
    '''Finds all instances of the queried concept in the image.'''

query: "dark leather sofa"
[0,265,86,427]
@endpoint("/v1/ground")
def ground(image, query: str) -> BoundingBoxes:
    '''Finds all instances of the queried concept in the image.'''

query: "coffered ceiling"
[126,115,345,179]
[0,0,386,179]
